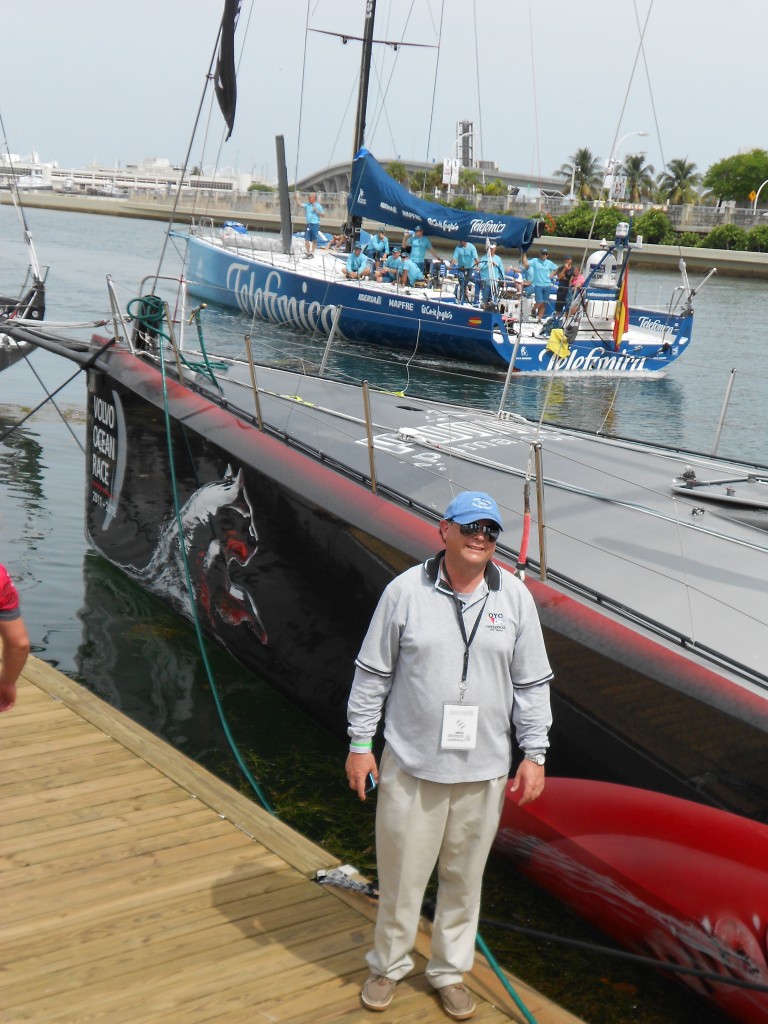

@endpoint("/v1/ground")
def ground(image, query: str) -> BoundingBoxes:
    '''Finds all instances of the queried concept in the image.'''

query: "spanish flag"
[612,266,628,349]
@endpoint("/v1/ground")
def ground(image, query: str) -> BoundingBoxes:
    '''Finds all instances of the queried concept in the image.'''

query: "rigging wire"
[527,1,543,190]
[471,2,484,172]
[604,0,655,180]
[0,112,41,280]
[416,0,445,192]
[151,30,223,288]
[294,0,312,185]
[633,0,665,173]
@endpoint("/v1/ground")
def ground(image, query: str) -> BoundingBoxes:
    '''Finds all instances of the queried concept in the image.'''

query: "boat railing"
[210,356,768,690]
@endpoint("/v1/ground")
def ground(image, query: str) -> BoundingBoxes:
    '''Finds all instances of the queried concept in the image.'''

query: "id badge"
[441,703,479,750]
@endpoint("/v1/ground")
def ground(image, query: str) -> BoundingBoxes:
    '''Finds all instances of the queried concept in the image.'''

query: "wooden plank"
[22,657,340,878]
[0,656,585,1024]
[6,864,317,963]
[0,795,204,849]
[0,749,153,794]
[2,782,191,830]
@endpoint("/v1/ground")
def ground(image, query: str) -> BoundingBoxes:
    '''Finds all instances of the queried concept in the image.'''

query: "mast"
[348,0,376,242]
[352,0,376,159]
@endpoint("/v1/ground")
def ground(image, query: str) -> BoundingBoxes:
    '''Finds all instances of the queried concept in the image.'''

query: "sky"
[2,0,766,189]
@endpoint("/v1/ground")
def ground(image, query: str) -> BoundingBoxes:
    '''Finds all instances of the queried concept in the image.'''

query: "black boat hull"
[83,345,768,822]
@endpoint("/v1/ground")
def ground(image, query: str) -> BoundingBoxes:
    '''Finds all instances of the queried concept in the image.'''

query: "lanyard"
[443,567,489,701]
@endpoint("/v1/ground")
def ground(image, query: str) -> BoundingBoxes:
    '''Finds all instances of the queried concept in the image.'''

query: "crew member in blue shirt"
[344,244,372,280]
[376,246,403,283]
[365,229,390,270]
[522,247,557,322]
[299,192,324,259]
[403,226,437,274]
[399,251,425,287]
[478,243,505,305]
[450,239,479,303]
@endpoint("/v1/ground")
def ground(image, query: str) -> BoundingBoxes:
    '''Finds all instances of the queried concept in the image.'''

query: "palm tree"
[554,147,603,200]
[656,158,701,206]
[458,168,480,193]
[620,153,655,203]
[385,161,409,185]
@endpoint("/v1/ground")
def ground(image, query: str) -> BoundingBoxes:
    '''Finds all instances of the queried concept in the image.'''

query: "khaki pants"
[366,745,507,988]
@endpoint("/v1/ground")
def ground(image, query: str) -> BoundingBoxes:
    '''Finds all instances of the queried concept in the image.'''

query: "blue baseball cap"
[443,491,503,530]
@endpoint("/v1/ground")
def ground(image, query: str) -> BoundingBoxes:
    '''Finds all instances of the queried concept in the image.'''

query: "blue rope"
[476,931,538,1024]
[127,295,226,385]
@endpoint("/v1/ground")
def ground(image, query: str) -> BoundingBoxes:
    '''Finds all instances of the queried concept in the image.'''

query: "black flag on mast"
[214,0,240,140]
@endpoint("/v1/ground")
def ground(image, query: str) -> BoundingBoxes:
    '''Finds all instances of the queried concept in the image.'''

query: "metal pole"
[244,335,264,431]
[533,442,547,581]
[711,368,737,457]
[163,303,184,382]
[361,380,378,494]
[319,305,343,377]
[497,337,521,415]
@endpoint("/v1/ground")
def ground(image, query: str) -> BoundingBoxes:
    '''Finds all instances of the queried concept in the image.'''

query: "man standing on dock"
[345,492,552,1020]
[0,564,30,712]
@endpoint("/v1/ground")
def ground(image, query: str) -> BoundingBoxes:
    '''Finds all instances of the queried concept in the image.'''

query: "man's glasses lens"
[458,522,499,540]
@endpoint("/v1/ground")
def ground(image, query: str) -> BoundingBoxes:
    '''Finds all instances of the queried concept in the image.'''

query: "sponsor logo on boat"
[426,217,461,235]
[224,262,338,333]
[89,389,125,526]
[469,217,505,235]
[638,316,674,333]
[420,304,453,322]
[359,293,382,305]
[389,299,415,311]
[540,346,649,372]
[381,202,397,214]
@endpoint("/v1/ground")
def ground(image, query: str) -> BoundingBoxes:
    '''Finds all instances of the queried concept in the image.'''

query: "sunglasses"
[455,521,500,541]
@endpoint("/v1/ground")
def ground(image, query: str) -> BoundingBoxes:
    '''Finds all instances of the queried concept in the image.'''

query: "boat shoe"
[361,974,397,1011]
[438,982,476,1020]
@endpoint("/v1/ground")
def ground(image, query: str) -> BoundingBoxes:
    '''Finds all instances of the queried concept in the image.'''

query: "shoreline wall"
[3,190,767,279]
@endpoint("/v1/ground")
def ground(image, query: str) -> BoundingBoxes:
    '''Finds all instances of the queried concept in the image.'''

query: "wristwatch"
[524,752,546,766]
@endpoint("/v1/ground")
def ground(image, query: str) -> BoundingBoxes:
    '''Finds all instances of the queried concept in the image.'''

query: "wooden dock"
[1,656,586,1024]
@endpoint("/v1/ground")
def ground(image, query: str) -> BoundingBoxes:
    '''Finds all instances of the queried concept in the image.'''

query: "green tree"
[657,158,701,205]
[701,225,748,250]
[448,195,475,211]
[633,209,674,244]
[478,177,506,197]
[553,202,596,238]
[674,231,703,248]
[417,166,445,193]
[553,202,623,240]
[620,153,655,203]
[703,149,768,204]
[554,147,603,200]
[385,161,409,185]
[747,225,768,252]
[593,206,625,239]
[458,168,480,193]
